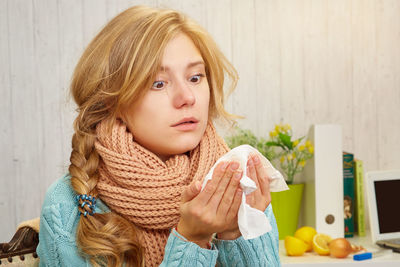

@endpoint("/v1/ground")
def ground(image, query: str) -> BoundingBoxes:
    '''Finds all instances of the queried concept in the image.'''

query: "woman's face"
[122,33,210,161]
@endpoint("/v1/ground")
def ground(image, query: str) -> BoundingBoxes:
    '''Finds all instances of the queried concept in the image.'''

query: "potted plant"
[267,123,314,239]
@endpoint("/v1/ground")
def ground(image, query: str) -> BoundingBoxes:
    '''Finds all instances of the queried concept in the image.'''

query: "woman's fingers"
[197,161,231,204]
[208,161,239,208]
[251,154,270,197]
[178,160,244,239]
[181,180,201,203]
[216,168,242,214]
[246,154,273,210]
[245,191,254,206]
[226,187,243,222]
[247,155,260,189]
[247,154,263,203]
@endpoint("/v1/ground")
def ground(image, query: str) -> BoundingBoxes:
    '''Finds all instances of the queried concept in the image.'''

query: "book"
[343,152,355,237]
[354,159,366,236]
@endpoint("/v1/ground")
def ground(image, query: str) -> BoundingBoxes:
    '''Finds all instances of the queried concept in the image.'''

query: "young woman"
[37,5,280,267]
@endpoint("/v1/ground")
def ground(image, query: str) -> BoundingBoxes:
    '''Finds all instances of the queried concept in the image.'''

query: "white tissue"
[201,144,289,240]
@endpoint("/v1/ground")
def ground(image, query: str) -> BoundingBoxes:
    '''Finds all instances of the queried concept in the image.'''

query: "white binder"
[299,124,344,238]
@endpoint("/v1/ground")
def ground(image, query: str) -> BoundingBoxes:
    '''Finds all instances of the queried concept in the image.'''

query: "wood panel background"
[1,0,399,241]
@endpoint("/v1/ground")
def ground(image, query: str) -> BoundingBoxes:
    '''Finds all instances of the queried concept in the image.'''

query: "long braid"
[69,119,144,267]
[70,132,99,216]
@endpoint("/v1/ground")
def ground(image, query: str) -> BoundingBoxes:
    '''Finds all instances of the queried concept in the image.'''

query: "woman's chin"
[168,140,201,156]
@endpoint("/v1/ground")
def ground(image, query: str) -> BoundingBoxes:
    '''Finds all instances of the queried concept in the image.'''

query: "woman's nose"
[171,80,196,108]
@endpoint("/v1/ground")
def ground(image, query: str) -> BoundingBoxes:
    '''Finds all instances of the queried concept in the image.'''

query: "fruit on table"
[312,233,332,256]
[294,226,317,252]
[284,236,308,256]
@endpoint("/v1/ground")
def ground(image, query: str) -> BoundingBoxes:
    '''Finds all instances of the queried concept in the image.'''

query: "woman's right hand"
[176,161,243,248]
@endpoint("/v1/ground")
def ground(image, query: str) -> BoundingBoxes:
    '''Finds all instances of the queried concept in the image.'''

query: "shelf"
[279,232,400,266]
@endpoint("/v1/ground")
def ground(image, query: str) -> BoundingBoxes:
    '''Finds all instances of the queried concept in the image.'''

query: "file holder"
[299,124,344,238]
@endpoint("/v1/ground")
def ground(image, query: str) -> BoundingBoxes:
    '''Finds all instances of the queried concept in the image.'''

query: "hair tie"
[76,194,97,217]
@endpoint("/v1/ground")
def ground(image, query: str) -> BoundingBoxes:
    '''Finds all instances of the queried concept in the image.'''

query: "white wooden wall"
[1,0,399,241]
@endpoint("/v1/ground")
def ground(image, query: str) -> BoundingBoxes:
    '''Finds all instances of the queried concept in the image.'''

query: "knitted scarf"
[94,119,229,266]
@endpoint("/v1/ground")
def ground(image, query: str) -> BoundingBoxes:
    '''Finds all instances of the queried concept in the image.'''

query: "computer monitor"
[366,170,400,249]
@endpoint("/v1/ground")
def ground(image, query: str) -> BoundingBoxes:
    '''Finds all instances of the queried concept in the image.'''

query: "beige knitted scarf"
[94,119,229,266]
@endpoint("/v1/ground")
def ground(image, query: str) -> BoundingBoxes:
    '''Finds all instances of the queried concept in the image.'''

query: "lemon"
[284,236,308,256]
[294,226,317,252]
[312,233,332,256]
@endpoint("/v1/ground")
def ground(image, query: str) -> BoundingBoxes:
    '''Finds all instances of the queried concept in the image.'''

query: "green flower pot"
[271,183,304,240]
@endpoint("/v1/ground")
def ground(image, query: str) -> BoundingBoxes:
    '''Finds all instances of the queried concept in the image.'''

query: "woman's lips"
[171,117,199,127]
[172,121,199,131]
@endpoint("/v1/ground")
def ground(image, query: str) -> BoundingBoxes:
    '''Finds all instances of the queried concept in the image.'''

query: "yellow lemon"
[284,236,308,256]
[312,233,332,256]
[294,226,317,252]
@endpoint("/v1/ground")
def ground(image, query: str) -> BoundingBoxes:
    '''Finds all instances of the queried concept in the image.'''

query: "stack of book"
[342,152,366,237]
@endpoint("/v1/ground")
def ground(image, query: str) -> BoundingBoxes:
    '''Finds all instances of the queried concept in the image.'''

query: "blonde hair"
[69,5,238,266]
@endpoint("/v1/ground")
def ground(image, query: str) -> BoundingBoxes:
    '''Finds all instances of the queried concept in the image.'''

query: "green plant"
[225,127,275,160]
[267,124,314,184]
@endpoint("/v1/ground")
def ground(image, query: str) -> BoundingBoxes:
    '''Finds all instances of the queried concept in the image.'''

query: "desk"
[279,233,400,266]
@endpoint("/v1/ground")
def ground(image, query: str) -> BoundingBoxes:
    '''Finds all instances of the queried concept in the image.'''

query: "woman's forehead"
[157,33,204,69]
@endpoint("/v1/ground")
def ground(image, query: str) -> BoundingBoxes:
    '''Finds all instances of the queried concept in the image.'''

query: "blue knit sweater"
[37,174,281,266]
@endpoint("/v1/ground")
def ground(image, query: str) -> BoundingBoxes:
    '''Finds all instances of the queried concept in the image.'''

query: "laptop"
[366,170,400,250]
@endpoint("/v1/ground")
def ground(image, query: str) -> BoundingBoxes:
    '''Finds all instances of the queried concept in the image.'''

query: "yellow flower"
[293,140,299,147]
[299,145,305,151]
[299,160,306,167]
[284,124,291,132]
[280,156,285,163]
[305,140,312,147]
[308,146,314,154]
[270,130,278,137]
[275,124,281,133]
[287,154,293,161]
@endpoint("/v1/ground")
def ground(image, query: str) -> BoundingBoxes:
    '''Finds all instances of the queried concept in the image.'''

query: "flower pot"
[270,183,304,240]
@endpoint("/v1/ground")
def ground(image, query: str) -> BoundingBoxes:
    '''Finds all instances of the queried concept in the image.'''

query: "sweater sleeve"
[213,204,281,267]
[37,205,59,266]
[37,176,90,266]
[160,229,218,267]
[37,203,89,267]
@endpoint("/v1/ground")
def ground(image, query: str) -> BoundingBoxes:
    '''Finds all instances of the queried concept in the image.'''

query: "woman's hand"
[245,154,271,211]
[216,154,272,240]
[176,161,243,248]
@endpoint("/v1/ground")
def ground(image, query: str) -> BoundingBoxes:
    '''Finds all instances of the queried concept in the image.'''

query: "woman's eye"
[151,81,165,90]
[189,74,204,83]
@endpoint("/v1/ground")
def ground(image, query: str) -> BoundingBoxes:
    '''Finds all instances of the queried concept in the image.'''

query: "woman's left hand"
[245,154,271,211]
[216,154,271,240]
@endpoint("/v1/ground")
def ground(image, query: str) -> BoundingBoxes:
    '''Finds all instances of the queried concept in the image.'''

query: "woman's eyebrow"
[186,61,205,69]
[160,61,205,72]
